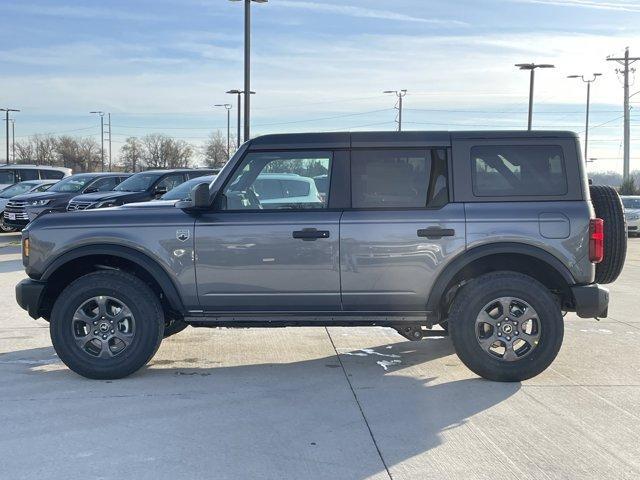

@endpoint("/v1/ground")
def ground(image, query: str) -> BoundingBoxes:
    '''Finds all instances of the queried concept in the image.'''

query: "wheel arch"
[39,244,185,318]
[427,243,577,322]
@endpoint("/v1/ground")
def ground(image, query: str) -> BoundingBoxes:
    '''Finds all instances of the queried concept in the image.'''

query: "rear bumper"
[571,284,609,318]
[15,278,46,319]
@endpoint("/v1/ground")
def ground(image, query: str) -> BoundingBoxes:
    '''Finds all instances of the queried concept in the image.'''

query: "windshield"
[49,175,95,193]
[0,182,39,198]
[115,173,161,192]
[161,176,214,201]
[622,198,640,209]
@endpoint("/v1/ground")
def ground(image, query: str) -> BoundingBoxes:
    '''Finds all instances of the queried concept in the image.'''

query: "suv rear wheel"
[50,270,164,379]
[449,271,563,382]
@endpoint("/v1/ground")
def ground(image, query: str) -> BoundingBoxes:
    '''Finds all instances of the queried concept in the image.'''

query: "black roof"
[248,130,578,150]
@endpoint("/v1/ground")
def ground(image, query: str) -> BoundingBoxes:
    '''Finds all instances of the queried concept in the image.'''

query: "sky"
[1,0,640,172]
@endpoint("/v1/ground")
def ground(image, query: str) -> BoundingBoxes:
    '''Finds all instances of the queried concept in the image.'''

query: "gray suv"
[15,131,626,381]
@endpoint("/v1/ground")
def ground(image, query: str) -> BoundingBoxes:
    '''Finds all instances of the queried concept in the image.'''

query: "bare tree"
[120,137,144,172]
[141,134,193,169]
[77,138,102,172]
[203,130,229,169]
[14,135,58,165]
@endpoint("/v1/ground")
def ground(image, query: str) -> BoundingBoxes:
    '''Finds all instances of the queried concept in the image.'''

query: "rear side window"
[0,170,15,184]
[40,169,65,180]
[18,169,39,181]
[471,145,567,197]
[351,149,448,209]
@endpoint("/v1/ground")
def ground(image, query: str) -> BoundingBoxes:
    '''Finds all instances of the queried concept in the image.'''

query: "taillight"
[589,218,604,264]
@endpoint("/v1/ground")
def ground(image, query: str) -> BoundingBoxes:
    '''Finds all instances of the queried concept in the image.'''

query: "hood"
[70,191,141,203]
[10,191,74,204]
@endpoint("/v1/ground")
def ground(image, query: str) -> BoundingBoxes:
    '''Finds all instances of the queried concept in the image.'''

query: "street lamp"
[229,0,267,141]
[226,89,255,147]
[0,108,19,165]
[90,111,105,171]
[215,104,233,159]
[383,90,407,132]
[515,63,555,130]
[568,73,602,162]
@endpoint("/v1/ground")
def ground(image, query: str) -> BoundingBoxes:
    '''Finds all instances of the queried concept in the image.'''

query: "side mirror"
[154,186,168,196]
[84,187,98,194]
[176,183,212,210]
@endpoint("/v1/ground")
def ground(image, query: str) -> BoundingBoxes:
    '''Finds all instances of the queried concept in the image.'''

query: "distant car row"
[622,195,640,236]
[0,164,71,190]
[1,167,329,232]
[1,168,216,231]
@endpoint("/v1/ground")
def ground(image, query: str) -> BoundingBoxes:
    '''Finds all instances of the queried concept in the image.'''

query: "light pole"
[0,108,19,165]
[383,90,407,132]
[226,89,255,147]
[90,111,105,171]
[215,104,233,158]
[568,73,602,162]
[229,0,267,142]
[515,63,555,130]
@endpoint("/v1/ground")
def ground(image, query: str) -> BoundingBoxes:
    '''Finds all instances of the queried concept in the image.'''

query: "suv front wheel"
[449,271,563,382]
[50,270,164,379]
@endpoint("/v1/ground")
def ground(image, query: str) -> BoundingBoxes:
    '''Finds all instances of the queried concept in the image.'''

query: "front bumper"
[15,278,46,319]
[627,217,640,234]
[3,217,28,229]
[571,284,609,318]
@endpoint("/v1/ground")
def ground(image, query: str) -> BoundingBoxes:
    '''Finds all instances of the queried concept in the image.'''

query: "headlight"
[30,199,50,206]
[96,200,117,208]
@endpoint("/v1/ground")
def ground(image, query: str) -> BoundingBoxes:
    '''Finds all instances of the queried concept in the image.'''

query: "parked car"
[67,169,216,211]
[621,195,640,236]
[3,173,129,230]
[0,180,58,232]
[0,164,70,190]
[250,173,323,208]
[15,131,625,382]
[159,175,216,201]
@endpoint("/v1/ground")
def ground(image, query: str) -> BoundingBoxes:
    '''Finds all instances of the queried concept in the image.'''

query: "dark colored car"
[3,173,129,229]
[67,169,216,211]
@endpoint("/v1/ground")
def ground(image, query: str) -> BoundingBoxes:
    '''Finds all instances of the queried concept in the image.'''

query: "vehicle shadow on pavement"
[0,258,23,273]
[1,339,520,479]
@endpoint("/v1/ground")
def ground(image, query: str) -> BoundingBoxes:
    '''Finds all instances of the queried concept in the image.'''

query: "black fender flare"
[426,242,577,314]
[41,244,185,313]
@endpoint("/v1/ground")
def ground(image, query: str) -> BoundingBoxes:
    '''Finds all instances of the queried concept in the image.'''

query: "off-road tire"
[590,185,626,284]
[50,270,164,379]
[449,271,563,382]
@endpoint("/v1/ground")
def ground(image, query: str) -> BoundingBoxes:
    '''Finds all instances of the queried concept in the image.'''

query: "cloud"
[0,3,166,21]
[509,0,640,12]
[273,1,468,26]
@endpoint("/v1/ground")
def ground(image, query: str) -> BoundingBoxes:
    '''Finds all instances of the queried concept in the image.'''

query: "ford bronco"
[15,131,626,381]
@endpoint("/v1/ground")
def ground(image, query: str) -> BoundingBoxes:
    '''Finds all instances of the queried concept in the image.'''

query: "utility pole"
[567,73,602,162]
[383,90,407,131]
[227,89,255,147]
[1,108,20,165]
[515,63,555,130]
[607,47,640,181]
[229,0,267,142]
[90,111,105,171]
[107,113,112,171]
[215,104,233,159]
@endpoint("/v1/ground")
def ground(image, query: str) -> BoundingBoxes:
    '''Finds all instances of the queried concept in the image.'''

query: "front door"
[195,150,341,312]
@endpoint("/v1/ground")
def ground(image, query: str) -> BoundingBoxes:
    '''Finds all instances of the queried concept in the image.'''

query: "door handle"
[417,227,455,239]
[292,228,330,241]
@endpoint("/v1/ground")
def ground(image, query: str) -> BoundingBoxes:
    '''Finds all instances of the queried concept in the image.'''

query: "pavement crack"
[324,327,394,480]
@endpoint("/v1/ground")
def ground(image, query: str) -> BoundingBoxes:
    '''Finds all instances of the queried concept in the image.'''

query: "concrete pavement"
[1,231,639,480]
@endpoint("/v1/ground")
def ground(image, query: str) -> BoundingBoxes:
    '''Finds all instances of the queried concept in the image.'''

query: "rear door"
[195,150,342,312]
[340,147,466,312]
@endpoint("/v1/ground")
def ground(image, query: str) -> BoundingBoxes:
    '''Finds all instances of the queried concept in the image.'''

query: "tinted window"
[155,173,185,192]
[222,151,330,210]
[0,170,15,184]
[18,169,39,181]
[40,169,65,179]
[35,183,54,192]
[115,173,162,192]
[0,182,35,198]
[351,149,447,208]
[88,177,119,192]
[471,145,567,197]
